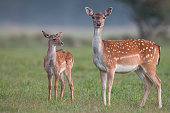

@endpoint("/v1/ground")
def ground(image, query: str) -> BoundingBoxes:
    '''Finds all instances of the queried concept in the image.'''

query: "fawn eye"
[103,17,106,19]
[92,16,95,19]
[53,38,56,41]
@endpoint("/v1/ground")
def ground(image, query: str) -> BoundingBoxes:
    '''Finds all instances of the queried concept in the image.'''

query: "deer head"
[42,31,64,46]
[85,7,112,28]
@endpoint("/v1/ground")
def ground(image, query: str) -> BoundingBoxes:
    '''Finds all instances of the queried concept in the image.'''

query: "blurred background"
[0,0,170,44]
[0,1,170,112]
[0,0,136,36]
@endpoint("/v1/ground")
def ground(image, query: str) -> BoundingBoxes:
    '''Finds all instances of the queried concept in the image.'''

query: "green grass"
[0,37,169,113]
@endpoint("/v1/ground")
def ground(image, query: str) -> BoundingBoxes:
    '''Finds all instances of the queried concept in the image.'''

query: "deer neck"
[92,28,103,55]
[47,42,56,62]
[92,27,107,71]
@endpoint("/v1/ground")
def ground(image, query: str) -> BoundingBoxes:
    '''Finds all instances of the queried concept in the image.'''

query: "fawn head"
[42,31,64,46]
[85,7,112,28]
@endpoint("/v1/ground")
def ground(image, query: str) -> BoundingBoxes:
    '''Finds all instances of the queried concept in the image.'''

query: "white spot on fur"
[62,61,66,65]
[114,57,119,60]
[60,67,66,73]
[146,54,150,58]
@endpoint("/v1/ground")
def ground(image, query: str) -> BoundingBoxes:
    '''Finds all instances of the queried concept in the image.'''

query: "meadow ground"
[0,36,169,113]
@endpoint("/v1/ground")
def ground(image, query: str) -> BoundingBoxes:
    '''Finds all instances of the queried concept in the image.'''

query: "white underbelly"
[47,66,66,75]
[115,64,138,73]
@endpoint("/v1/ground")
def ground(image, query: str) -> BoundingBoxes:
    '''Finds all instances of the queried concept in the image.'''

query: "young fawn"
[85,7,162,108]
[42,31,74,101]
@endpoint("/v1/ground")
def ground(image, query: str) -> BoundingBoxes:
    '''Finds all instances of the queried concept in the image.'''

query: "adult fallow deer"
[85,7,162,108]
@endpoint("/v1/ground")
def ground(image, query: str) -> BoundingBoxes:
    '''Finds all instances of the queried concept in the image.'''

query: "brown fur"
[85,7,162,108]
[44,49,74,70]
[103,39,160,67]
[42,31,74,101]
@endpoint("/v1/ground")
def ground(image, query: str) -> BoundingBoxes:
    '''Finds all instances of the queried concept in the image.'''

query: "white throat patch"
[48,45,56,59]
[92,28,106,71]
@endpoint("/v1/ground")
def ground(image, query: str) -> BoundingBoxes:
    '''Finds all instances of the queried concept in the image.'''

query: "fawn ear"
[56,32,62,38]
[105,7,112,17]
[85,7,93,16]
[42,31,50,38]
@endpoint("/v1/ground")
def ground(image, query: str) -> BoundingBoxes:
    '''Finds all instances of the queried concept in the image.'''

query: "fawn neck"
[92,28,103,54]
[47,41,56,62]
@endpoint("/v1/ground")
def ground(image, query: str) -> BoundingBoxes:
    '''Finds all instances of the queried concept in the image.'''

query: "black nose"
[61,42,64,46]
[96,22,101,26]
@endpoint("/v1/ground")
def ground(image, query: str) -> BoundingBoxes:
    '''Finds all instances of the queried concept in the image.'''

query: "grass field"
[0,36,169,113]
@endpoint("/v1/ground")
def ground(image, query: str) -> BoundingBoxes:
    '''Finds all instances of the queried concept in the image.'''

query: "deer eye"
[53,38,56,41]
[92,16,95,19]
[103,17,106,19]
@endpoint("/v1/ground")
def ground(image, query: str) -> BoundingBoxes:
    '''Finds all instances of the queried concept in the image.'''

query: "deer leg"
[149,74,162,108]
[48,74,52,101]
[136,68,153,107]
[64,68,74,100]
[155,74,162,109]
[100,71,107,105]
[142,65,162,108]
[59,73,65,99]
[107,69,115,105]
[54,72,60,100]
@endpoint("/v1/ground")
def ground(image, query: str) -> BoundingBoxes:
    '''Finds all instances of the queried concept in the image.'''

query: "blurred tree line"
[115,0,170,40]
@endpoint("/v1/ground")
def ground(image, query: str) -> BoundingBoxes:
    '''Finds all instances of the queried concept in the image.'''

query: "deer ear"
[105,7,112,17]
[85,7,93,16]
[42,31,50,38]
[56,32,62,37]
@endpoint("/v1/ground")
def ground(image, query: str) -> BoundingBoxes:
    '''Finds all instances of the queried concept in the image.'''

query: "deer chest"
[45,60,55,75]
[93,53,106,72]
